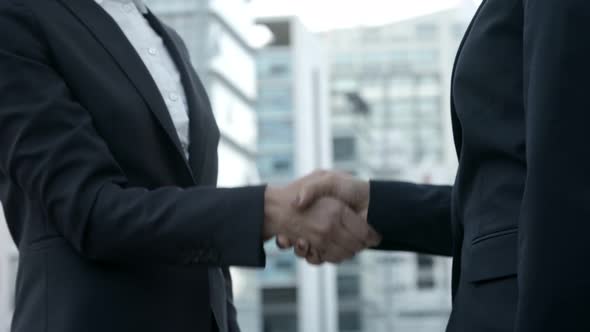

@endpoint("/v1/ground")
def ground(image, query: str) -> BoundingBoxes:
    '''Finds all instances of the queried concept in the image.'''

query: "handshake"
[263,171,381,265]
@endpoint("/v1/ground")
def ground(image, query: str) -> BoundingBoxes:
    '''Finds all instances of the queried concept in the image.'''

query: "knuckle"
[318,224,331,237]
[330,203,345,221]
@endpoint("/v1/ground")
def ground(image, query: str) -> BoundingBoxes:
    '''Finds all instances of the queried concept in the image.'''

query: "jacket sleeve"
[367,181,453,256]
[517,1,590,330]
[0,0,265,268]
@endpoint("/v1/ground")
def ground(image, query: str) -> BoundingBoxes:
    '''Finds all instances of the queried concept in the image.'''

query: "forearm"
[82,184,267,267]
[367,181,453,256]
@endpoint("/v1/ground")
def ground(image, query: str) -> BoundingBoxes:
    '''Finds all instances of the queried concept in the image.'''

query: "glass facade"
[256,43,300,332]
[257,49,295,183]
[322,9,466,332]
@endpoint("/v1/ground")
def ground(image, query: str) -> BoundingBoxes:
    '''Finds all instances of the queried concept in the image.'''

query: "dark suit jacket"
[368,0,590,331]
[0,0,266,331]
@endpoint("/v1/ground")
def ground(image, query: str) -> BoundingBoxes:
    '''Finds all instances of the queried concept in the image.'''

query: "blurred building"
[321,8,469,332]
[256,16,337,332]
[147,0,262,330]
[330,91,374,179]
[0,206,17,332]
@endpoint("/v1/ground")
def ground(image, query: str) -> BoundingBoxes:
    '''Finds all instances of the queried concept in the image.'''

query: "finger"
[302,198,357,263]
[367,227,383,247]
[331,219,365,254]
[276,235,293,249]
[294,238,311,257]
[306,248,324,265]
[320,226,356,263]
[322,243,354,264]
[340,207,374,248]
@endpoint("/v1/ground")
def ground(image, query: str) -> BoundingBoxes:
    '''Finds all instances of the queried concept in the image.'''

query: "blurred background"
[0,0,482,331]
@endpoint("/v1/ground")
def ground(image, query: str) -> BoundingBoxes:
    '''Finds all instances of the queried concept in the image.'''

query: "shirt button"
[148,47,157,56]
[169,92,179,102]
[123,3,134,12]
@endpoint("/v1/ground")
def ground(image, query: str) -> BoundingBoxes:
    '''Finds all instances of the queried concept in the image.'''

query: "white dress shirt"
[93,1,229,331]
[95,0,191,159]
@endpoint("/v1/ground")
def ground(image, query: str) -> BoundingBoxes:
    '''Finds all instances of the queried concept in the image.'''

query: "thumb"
[295,187,311,209]
[294,178,333,210]
[367,227,382,248]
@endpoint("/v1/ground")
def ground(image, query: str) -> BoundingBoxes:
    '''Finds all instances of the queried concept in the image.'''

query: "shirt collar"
[95,0,148,14]
[132,0,148,14]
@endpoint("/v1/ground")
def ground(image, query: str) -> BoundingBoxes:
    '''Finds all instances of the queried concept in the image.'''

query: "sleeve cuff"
[214,186,267,268]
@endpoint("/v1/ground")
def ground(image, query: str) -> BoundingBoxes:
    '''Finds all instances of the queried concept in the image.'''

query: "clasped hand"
[263,171,381,265]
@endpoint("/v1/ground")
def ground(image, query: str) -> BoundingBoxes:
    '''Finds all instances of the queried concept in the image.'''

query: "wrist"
[263,186,286,240]
[353,179,371,218]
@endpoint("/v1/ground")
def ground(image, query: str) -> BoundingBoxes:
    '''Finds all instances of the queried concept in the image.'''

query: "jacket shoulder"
[0,0,48,61]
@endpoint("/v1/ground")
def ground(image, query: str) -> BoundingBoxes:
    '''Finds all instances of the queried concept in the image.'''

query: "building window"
[411,49,440,64]
[258,87,291,112]
[262,288,298,332]
[274,257,295,271]
[272,157,291,172]
[416,23,438,40]
[333,137,357,162]
[262,287,297,305]
[337,274,360,300]
[263,313,297,332]
[258,120,294,145]
[417,255,435,289]
[270,64,289,75]
[258,154,294,178]
[339,310,362,332]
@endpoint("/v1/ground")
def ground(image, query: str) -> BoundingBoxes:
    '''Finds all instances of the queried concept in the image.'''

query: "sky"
[249,0,482,32]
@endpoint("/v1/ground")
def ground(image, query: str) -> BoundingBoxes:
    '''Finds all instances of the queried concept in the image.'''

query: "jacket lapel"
[450,0,489,158]
[57,0,195,181]
[145,12,218,183]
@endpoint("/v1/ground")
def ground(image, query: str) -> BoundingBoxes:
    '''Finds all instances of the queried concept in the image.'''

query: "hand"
[263,177,372,264]
[276,171,381,264]
[298,170,371,218]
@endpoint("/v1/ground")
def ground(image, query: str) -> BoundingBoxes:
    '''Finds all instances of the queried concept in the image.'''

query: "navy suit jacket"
[0,0,265,331]
[368,0,590,331]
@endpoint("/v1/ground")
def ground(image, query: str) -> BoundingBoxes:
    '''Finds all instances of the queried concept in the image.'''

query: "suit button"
[207,251,219,263]
[168,92,179,102]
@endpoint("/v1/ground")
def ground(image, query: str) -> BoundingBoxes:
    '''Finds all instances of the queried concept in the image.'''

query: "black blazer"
[0,0,265,331]
[368,0,590,331]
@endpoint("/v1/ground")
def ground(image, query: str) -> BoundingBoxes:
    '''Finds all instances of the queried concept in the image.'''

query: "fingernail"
[297,240,305,250]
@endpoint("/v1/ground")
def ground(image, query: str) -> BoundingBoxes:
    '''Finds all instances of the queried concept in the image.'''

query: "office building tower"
[256,16,336,332]
[322,8,469,332]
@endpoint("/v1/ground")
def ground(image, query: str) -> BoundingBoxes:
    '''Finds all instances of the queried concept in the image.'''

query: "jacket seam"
[472,228,518,245]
